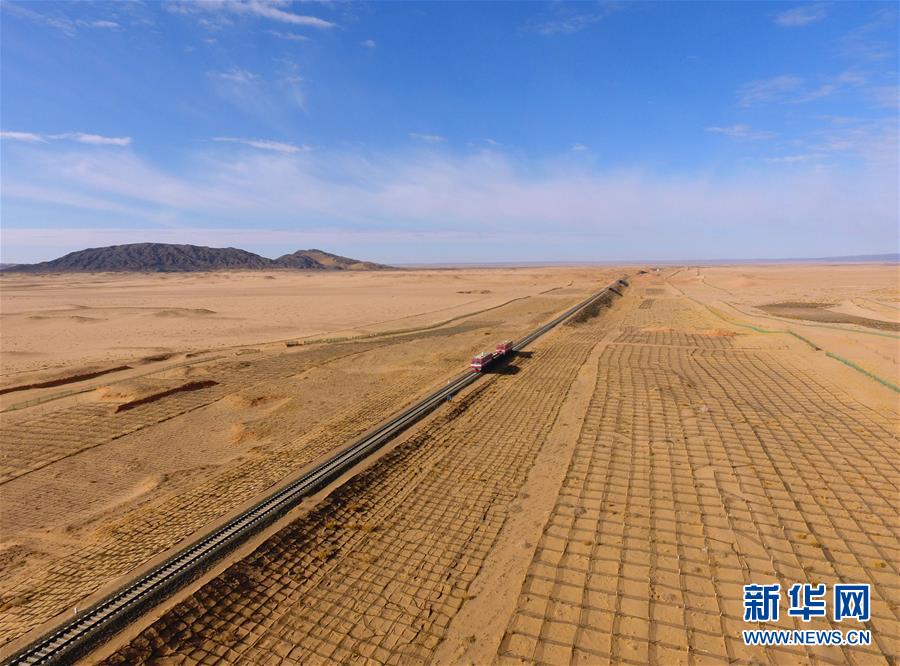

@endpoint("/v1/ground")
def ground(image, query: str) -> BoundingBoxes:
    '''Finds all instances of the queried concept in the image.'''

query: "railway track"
[3,277,628,666]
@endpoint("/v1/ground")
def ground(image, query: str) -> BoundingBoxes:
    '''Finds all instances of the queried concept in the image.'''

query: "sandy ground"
[76,265,898,665]
[0,266,620,652]
[1,265,897,664]
[671,264,900,388]
[0,269,599,383]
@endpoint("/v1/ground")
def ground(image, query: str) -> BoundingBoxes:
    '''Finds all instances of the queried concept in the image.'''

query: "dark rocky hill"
[2,243,391,273]
[273,249,390,270]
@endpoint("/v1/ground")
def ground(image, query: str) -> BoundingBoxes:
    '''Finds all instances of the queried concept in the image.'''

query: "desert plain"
[0,264,897,665]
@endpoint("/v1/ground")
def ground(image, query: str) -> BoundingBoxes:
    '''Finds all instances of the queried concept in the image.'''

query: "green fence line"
[702,305,899,393]
[724,302,900,340]
[825,352,900,393]
[787,331,821,351]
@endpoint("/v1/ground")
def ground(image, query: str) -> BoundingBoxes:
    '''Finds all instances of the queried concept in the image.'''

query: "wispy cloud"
[197,15,234,31]
[231,0,334,28]
[167,1,336,29]
[209,67,259,84]
[737,75,803,106]
[3,142,895,259]
[52,132,132,146]
[409,133,447,144]
[529,13,603,36]
[360,39,377,49]
[212,137,311,153]
[774,4,827,27]
[706,124,776,140]
[870,85,900,109]
[269,30,309,41]
[570,144,589,152]
[763,154,818,164]
[792,71,867,103]
[207,64,307,118]
[0,131,47,143]
[758,116,900,169]
[278,61,307,111]
[737,71,867,106]
[2,3,121,35]
[839,10,898,62]
[1,131,131,146]
[526,3,623,36]
[807,117,898,165]
[1,183,155,218]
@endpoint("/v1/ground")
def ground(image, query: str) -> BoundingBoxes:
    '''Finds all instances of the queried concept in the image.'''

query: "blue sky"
[1,1,897,263]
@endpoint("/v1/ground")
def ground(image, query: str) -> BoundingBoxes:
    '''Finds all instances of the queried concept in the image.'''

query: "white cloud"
[774,4,827,27]
[1,183,151,217]
[51,132,132,146]
[234,1,334,28]
[789,71,866,103]
[360,39,377,49]
[21,150,243,211]
[1,131,131,146]
[870,85,900,109]
[737,71,868,106]
[570,144,589,152]
[839,10,897,62]
[2,4,75,33]
[793,83,839,104]
[209,67,259,84]
[763,154,817,164]
[269,30,309,41]
[807,117,898,165]
[737,75,804,106]
[529,13,603,35]
[706,124,776,140]
[280,75,306,112]
[1,131,47,143]
[3,141,895,261]
[2,4,120,34]
[539,15,599,35]
[88,20,120,29]
[166,1,336,29]
[212,137,311,153]
[207,65,306,118]
[409,133,447,144]
[526,4,623,36]
[197,15,233,30]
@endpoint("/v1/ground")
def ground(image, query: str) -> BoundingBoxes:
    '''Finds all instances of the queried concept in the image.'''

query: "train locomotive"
[470,340,514,372]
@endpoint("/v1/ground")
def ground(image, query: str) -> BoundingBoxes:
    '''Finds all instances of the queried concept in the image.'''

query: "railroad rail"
[3,276,628,666]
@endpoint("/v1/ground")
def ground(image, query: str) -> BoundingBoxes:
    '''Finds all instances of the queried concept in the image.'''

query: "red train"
[470,340,514,372]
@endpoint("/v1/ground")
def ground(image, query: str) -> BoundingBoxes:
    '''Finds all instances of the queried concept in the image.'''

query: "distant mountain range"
[400,253,900,267]
[781,253,899,263]
[1,243,392,273]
